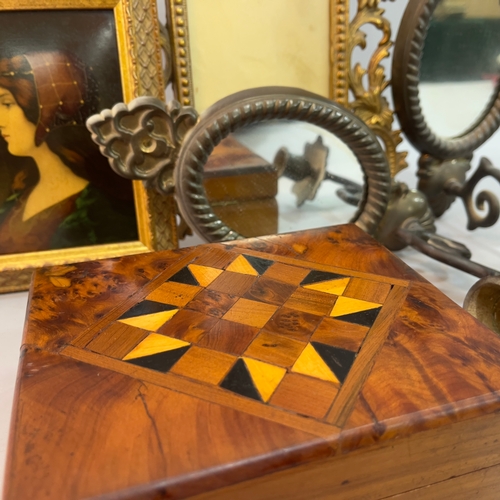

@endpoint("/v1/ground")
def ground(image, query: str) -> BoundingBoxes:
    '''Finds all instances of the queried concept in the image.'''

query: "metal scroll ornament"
[448,158,500,230]
[418,156,500,229]
[87,96,198,195]
[375,182,498,279]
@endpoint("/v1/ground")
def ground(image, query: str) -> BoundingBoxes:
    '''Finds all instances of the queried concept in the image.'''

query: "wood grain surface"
[203,136,277,201]
[4,224,500,499]
[190,411,500,500]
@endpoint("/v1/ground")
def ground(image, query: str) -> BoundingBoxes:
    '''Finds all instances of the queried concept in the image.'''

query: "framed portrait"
[167,0,349,113]
[0,0,176,293]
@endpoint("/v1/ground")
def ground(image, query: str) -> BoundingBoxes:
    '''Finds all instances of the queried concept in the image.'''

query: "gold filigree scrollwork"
[347,0,407,178]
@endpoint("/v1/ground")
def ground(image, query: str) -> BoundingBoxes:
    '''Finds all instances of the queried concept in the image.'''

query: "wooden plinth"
[3,225,500,499]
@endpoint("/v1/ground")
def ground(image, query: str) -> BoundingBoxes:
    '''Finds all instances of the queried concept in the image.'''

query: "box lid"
[4,224,500,499]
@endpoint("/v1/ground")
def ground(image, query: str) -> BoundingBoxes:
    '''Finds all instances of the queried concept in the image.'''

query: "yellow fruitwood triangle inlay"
[330,296,381,317]
[304,277,351,295]
[188,264,223,287]
[292,343,340,384]
[119,309,178,331]
[123,333,189,360]
[243,357,286,402]
[226,255,259,276]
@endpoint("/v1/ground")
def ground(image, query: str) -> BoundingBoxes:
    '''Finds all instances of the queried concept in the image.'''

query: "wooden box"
[3,225,500,499]
[203,136,278,237]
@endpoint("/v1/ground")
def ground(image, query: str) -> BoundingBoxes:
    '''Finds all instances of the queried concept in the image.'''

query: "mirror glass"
[202,121,364,238]
[419,0,500,138]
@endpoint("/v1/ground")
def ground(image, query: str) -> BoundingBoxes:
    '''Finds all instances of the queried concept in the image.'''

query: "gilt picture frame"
[167,0,350,112]
[0,0,176,293]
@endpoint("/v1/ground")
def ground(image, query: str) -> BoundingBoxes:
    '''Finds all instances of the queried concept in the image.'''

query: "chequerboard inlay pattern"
[83,251,398,420]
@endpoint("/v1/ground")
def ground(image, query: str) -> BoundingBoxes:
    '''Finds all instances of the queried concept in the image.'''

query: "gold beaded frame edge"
[168,0,349,107]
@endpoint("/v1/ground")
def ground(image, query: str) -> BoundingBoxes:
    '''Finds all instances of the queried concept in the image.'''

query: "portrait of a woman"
[0,50,138,255]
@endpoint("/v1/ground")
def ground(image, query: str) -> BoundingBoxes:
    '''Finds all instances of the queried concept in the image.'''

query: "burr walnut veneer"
[3,224,500,499]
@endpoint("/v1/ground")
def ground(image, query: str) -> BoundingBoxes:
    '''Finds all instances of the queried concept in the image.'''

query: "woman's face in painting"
[0,87,37,157]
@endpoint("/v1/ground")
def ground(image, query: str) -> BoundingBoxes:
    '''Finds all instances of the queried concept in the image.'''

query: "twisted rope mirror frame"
[392,0,500,159]
[174,86,392,242]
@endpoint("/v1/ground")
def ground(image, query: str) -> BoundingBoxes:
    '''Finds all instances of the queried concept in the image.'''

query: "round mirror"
[201,122,364,239]
[393,0,500,158]
[175,87,391,242]
[420,0,500,138]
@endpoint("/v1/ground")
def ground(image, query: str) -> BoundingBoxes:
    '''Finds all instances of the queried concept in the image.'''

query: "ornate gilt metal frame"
[0,0,174,293]
[167,0,407,179]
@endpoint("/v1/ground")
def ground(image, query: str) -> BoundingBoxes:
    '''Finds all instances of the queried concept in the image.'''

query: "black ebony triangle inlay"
[168,267,199,286]
[220,358,262,401]
[125,346,190,372]
[120,300,178,320]
[300,270,348,286]
[244,255,274,275]
[335,307,382,327]
[311,342,356,384]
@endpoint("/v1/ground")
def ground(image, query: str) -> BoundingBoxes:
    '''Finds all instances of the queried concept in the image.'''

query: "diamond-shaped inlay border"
[72,247,408,425]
